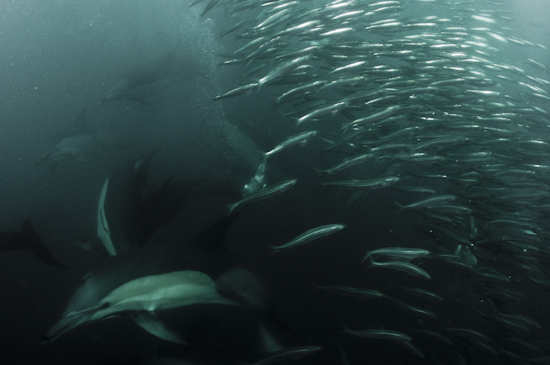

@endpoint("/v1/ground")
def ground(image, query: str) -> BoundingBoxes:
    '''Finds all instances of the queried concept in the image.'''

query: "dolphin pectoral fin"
[192,212,241,246]
[129,311,188,345]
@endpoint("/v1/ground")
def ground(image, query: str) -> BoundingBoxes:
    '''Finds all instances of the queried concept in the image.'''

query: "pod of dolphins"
[2,0,549,364]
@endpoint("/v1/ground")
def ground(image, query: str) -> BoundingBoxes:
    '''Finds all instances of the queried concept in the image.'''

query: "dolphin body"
[36,133,101,175]
[100,41,183,105]
[97,149,163,256]
[0,219,66,269]
[44,154,295,360]
[37,107,105,175]
[43,212,274,349]
[43,151,296,358]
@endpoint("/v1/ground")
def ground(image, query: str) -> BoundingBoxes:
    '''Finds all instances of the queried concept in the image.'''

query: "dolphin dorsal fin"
[193,213,240,246]
[97,178,116,257]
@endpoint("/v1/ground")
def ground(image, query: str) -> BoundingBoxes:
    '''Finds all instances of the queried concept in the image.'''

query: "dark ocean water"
[0,0,549,364]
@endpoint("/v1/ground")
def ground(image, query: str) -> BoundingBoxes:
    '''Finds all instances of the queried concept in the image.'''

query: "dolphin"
[44,153,300,360]
[97,148,175,256]
[42,212,272,346]
[100,41,183,105]
[36,133,101,175]
[47,108,96,145]
[0,219,66,269]
[45,269,239,345]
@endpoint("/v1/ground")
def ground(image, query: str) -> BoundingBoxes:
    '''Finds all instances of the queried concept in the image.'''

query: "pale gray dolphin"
[43,211,271,346]
[100,41,183,105]
[44,153,299,360]
[45,269,239,345]
[36,133,101,174]
[47,108,96,144]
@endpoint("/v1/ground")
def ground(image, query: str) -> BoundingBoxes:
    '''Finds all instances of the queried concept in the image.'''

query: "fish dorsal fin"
[192,213,240,246]
[97,178,116,257]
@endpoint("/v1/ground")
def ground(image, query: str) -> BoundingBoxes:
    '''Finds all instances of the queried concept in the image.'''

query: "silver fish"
[342,324,412,342]
[322,176,400,189]
[316,153,374,175]
[362,247,431,263]
[212,82,258,100]
[367,260,431,279]
[270,224,346,252]
[228,179,297,213]
[395,194,456,209]
[265,131,318,156]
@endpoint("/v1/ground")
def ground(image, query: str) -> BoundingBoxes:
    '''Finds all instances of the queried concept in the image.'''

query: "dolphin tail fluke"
[130,311,188,345]
[21,218,67,269]
[126,94,151,108]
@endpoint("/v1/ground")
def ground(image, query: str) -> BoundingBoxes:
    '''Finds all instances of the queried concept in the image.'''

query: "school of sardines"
[199,0,550,363]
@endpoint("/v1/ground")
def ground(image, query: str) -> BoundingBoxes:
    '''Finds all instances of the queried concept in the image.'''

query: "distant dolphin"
[100,41,183,105]
[47,108,96,144]
[36,133,101,174]
[0,219,66,269]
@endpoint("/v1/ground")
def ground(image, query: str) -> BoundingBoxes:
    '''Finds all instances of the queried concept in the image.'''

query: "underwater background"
[0,0,549,364]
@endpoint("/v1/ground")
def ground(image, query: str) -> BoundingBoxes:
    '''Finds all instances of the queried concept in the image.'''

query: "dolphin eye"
[100,302,110,309]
